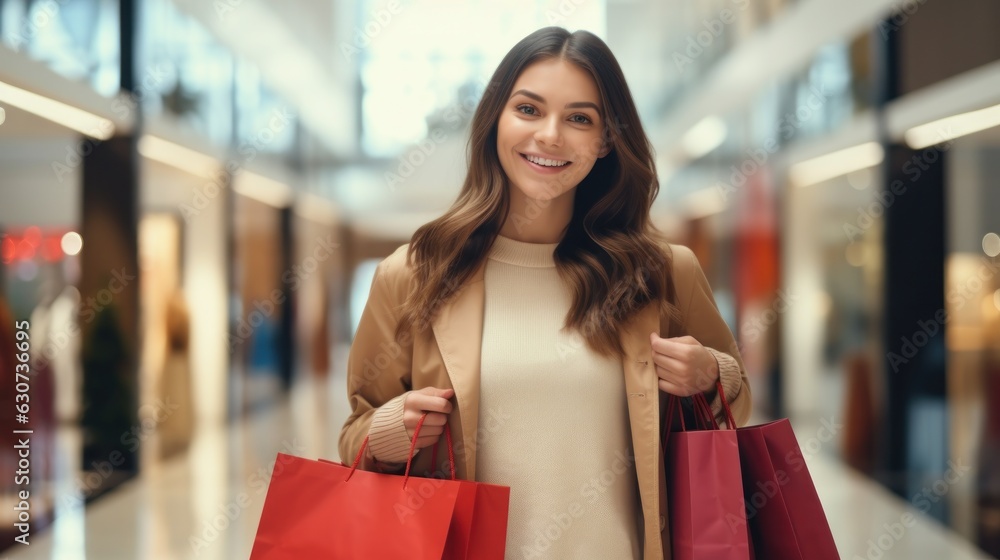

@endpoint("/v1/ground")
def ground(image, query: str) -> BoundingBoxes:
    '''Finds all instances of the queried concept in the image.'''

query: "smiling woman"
[339,26,752,560]
[495,58,612,233]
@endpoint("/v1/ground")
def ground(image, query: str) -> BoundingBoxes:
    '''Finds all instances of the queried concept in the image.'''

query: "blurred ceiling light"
[0,80,113,139]
[681,186,727,220]
[984,232,1000,257]
[234,172,293,208]
[790,142,884,187]
[0,106,5,125]
[905,102,1000,149]
[61,232,83,256]
[681,116,728,159]
[138,135,219,178]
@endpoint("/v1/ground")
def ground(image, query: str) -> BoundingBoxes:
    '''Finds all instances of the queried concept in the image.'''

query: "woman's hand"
[649,333,719,397]
[402,387,455,450]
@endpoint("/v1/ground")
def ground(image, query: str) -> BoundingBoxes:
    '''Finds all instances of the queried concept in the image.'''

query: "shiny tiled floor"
[4,347,997,560]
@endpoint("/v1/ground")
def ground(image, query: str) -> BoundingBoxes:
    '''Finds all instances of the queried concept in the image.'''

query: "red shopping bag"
[250,414,509,559]
[699,378,839,559]
[735,418,840,559]
[426,434,511,560]
[664,390,753,560]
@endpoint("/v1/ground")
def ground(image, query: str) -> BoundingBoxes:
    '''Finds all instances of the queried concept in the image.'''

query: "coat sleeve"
[670,245,753,427]
[338,257,414,473]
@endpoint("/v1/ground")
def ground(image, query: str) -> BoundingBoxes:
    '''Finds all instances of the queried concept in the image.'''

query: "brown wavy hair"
[395,26,678,359]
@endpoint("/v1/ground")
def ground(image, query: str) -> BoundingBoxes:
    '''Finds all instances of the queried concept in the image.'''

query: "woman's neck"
[500,187,574,243]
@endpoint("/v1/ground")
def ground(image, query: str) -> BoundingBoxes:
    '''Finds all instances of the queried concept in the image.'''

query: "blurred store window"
[946,131,1000,555]
[0,0,121,96]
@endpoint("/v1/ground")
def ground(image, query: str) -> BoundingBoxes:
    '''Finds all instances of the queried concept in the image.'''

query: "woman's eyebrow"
[509,89,601,113]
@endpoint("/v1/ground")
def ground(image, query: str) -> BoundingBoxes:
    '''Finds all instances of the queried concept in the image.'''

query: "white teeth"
[525,154,569,167]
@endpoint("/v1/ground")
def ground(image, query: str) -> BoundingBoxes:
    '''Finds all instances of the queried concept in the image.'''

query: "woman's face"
[496,57,610,203]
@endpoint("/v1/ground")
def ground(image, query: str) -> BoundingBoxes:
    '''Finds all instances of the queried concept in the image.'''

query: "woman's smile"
[519,152,573,174]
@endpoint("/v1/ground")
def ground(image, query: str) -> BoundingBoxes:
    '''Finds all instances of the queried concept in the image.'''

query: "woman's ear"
[598,141,613,158]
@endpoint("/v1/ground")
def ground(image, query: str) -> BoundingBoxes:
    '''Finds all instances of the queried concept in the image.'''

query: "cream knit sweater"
[368,234,642,559]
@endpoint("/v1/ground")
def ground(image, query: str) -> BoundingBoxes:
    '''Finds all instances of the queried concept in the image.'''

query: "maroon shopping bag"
[700,378,839,559]
[735,418,840,559]
[664,391,753,560]
[250,414,509,559]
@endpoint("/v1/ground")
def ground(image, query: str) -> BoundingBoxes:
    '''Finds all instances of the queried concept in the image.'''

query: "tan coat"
[339,241,752,560]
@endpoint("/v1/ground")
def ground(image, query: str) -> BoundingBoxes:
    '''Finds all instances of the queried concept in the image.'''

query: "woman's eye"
[516,104,537,116]
[570,114,592,125]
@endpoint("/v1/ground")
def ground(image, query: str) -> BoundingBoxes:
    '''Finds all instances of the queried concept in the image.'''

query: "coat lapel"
[430,262,487,480]
[619,302,665,554]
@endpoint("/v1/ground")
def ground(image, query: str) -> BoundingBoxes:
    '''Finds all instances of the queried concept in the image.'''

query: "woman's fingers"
[406,388,454,415]
[658,377,694,397]
[651,352,685,379]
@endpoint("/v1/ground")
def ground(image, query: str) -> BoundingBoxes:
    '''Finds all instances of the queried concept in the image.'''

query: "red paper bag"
[427,429,511,560]
[705,378,840,559]
[736,419,840,559]
[250,413,509,559]
[664,393,753,560]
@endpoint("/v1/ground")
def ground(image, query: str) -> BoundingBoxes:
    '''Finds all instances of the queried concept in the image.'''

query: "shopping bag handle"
[690,379,737,430]
[661,379,737,443]
[345,412,457,488]
[711,379,738,429]
[428,422,456,481]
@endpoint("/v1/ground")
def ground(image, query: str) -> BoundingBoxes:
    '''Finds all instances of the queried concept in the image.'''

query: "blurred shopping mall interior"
[1,0,999,558]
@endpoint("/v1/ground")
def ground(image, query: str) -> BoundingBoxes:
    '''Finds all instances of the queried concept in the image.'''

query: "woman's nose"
[533,116,562,147]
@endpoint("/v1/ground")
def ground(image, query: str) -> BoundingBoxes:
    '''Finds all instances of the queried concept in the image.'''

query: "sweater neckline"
[488,234,559,268]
